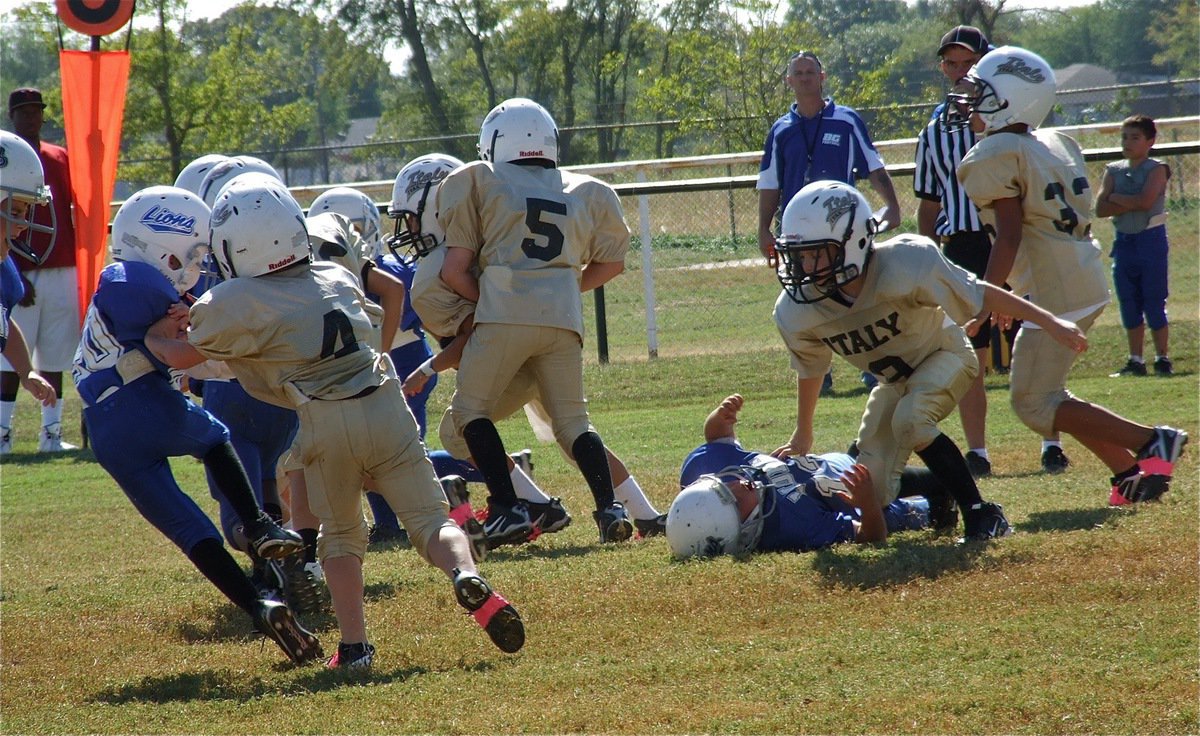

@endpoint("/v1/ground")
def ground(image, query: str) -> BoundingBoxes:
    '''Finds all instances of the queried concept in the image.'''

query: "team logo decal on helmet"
[110,185,211,294]
[995,57,1046,83]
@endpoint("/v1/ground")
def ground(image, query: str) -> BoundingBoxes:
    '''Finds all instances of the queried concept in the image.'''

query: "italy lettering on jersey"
[0,256,23,352]
[957,129,1109,316]
[188,261,391,408]
[438,160,629,337]
[72,261,183,406]
[773,235,984,384]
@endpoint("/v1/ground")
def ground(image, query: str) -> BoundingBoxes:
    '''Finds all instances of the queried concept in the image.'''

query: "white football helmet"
[309,186,383,257]
[209,176,310,279]
[0,130,55,264]
[387,153,464,259]
[197,155,282,207]
[477,98,559,166]
[666,466,769,559]
[942,45,1056,133]
[110,185,211,294]
[173,154,230,196]
[775,180,877,304]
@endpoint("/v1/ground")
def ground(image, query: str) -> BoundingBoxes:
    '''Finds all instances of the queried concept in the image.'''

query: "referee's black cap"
[937,26,990,56]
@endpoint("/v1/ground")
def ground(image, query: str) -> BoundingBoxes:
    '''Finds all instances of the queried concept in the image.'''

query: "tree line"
[0,0,1193,185]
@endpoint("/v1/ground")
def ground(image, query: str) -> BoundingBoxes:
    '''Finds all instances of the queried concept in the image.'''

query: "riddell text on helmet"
[268,254,297,271]
[520,150,545,157]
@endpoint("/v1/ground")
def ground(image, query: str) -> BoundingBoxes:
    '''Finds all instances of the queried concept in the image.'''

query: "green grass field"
[1,209,1197,733]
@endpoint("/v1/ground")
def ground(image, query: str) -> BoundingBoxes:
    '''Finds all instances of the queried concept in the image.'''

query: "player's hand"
[963,308,990,338]
[20,371,56,407]
[146,312,186,340]
[1048,317,1088,353]
[402,370,430,397]
[875,204,901,234]
[17,274,34,307]
[772,427,812,459]
[836,463,876,508]
[166,301,190,323]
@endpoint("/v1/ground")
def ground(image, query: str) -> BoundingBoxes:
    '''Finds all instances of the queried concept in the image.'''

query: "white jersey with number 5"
[437,160,629,337]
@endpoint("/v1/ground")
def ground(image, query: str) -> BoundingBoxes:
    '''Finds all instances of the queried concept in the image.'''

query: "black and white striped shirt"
[913,104,985,236]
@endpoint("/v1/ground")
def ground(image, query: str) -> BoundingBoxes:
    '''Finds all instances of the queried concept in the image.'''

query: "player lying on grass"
[666,394,956,558]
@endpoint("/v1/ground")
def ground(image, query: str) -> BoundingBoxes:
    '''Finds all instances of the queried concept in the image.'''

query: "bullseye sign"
[55,0,134,37]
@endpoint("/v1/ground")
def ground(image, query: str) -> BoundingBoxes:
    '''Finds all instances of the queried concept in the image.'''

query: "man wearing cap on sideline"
[913,27,1070,478]
[2,87,80,454]
[757,50,902,394]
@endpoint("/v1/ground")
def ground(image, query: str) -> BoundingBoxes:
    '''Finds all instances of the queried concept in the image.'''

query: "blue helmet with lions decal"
[477,98,559,166]
[110,185,211,294]
[775,180,877,304]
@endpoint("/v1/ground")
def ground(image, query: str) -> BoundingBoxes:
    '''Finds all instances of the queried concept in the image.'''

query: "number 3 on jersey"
[521,197,566,262]
[1044,177,1089,236]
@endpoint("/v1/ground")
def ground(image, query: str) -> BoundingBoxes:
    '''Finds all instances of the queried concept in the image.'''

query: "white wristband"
[418,358,436,377]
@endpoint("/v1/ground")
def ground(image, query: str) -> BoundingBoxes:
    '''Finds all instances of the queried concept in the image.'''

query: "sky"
[0,0,1103,76]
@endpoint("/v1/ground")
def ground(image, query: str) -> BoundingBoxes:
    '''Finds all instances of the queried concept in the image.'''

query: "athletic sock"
[967,448,989,460]
[41,400,64,431]
[186,537,260,615]
[511,466,551,504]
[298,527,319,563]
[202,441,265,527]
[572,431,615,511]
[0,398,15,430]
[915,433,984,509]
[462,418,519,506]
[614,475,659,519]
[1042,439,1062,451]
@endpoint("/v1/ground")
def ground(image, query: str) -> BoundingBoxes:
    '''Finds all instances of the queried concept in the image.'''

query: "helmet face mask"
[386,153,463,260]
[942,46,1056,134]
[776,181,876,304]
[0,130,55,264]
[666,465,771,559]
[110,185,211,294]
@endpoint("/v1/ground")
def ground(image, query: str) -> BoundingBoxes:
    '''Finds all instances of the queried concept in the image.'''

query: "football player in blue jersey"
[71,185,321,665]
[0,130,56,409]
[667,394,951,558]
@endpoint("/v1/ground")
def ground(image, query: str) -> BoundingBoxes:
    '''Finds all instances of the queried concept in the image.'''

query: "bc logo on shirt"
[822,133,842,146]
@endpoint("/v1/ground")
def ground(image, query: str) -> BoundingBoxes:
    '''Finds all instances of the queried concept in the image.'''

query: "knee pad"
[1010,387,1067,438]
[316,517,369,562]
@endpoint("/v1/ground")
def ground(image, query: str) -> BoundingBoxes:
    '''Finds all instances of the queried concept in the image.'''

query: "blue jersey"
[73,261,181,406]
[0,255,24,353]
[757,98,885,210]
[680,440,926,552]
[371,253,425,334]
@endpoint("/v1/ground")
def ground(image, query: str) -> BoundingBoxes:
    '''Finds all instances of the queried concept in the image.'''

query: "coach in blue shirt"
[756,51,900,260]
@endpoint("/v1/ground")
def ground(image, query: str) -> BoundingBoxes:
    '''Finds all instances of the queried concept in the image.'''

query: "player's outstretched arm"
[364,266,406,354]
[2,321,55,407]
[144,313,206,369]
[980,283,1088,354]
[773,374,821,458]
[703,394,743,442]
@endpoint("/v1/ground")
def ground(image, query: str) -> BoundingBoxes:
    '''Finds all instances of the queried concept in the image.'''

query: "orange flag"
[58,49,130,323]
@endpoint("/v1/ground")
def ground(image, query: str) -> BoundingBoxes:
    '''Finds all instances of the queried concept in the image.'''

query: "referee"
[913,25,1070,477]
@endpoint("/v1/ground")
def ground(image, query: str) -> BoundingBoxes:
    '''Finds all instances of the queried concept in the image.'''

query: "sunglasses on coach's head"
[789,51,823,70]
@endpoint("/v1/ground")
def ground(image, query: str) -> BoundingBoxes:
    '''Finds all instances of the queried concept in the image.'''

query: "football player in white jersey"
[952,46,1188,505]
[439,101,638,545]
[771,180,1088,540]
[144,177,524,670]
